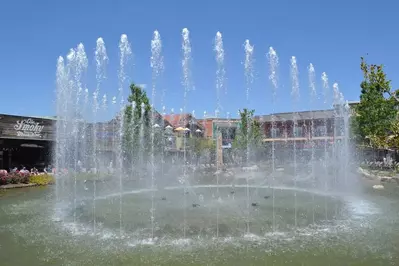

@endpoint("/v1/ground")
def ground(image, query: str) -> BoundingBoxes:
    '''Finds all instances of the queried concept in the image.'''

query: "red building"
[163,113,203,135]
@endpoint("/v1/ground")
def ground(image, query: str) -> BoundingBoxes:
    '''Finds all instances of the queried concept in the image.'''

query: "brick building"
[256,101,358,148]
[196,101,359,149]
[197,118,240,148]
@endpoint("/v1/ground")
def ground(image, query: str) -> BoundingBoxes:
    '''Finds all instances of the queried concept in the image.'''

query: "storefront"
[0,114,55,171]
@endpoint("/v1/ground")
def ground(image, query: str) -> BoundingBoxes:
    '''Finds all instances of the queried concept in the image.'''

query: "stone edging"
[0,183,39,189]
[357,167,399,183]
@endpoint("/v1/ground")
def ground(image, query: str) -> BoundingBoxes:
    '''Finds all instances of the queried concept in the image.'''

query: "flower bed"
[0,172,30,185]
[0,171,54,187]
[29,174,54,186]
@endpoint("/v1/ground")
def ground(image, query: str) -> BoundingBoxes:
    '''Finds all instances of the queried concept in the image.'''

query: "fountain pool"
[0,182,398,265]
[2,29,397,265]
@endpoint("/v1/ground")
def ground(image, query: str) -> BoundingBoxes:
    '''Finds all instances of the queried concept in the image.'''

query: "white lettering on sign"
[14,118,44,138]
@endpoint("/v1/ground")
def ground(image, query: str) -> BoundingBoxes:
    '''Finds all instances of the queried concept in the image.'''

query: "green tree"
[388,119,399,148]
[353,57,398,148]
[123,83,152,165]
[232,108,262,162]
[189,136,215,165]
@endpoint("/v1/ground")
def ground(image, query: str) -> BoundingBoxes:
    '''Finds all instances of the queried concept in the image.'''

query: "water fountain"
[290,56,299,229]
[268,46,279,232]
[54,29,354,247]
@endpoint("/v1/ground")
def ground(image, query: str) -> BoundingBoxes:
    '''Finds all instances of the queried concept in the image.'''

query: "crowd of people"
[5,165,54,175]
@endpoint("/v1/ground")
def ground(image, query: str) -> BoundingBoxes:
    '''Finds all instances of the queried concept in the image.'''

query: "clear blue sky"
[0,0,397,119]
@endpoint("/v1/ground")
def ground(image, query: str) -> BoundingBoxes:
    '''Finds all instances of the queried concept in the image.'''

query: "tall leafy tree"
[123,83,152,165]
[232,108,262,162]
[189,136,215,165]
[353,57,398,148]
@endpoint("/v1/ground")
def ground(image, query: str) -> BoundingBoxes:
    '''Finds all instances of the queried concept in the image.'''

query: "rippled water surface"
[0,181,398,266]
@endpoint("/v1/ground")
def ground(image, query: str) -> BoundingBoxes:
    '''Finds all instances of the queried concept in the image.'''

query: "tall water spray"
[55,56,66,203]
[332,83,340,189]
[268,47,279,232]
[150,30,164,239]
[333,83,346,190]
[53,31,355,246]
[181,28,192,238]
[321,72,330,220]
[101,94,108,165]
[214,31,226,238]
[244,40,254,102]
[308,63,316,225]
[92,37,108,233]
[82,87,89,175]
[290,56,299,228]
[130,100,136,173]
[73,44,88,223]
[191,110,197,168]
[111,96,117,179]
[161,106,166,178]
[140,102,145,176]
[244,39,254,234]
[214,32,226,114]
[65,49,76,222]
[117,34,132,236]
[343,100,351,186]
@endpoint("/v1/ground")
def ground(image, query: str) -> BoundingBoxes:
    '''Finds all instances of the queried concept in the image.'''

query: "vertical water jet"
[308,63,317,225]
[71,44,88,224]
[214,32,226,114]
[150,30,164,239]
[214,31,226,239]
[244,39,254,235]
[268,47,279,232]
[290,56,299,229]
[181,28,192,238]
[101,94,108,171]
[321,72,330,220]
[55,56,67,204]
[117,34,132,236]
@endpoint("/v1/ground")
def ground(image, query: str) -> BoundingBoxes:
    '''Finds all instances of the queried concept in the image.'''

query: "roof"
[255,109,336,122]
[163,114,194,127]
[30,116,58,121]
[163,114,205,131]
[0,113,57,121]
[197,118,240,122]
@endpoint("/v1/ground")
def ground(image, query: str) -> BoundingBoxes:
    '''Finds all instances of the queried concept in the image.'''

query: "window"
[293,127,303,137]
[221,127,236,144]
[315,126,326,137]
[334,119,344,136]
[271,128,280,138]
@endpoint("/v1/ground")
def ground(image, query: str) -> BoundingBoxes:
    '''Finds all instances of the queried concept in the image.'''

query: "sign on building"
[14,118,44,138]
[0,114,54,141]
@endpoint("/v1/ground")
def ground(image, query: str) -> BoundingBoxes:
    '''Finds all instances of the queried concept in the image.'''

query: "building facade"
[163,113,204,150]
[256,101,358,147]
[0,102,358,170]
[0,114,56,170]
[197,118,240,147]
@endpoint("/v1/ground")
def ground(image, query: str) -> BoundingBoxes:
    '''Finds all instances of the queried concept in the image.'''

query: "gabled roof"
[164,114,195,127]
